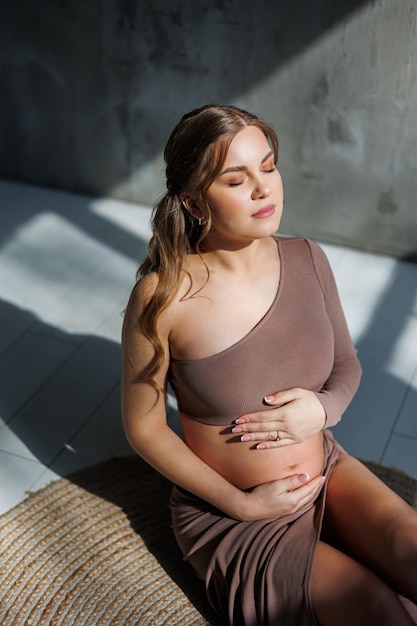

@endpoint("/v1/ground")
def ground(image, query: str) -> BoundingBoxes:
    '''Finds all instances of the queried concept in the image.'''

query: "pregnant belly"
[181,414,325,491]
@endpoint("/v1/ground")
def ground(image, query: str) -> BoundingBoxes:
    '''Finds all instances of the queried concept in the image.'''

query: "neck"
[199,235,274,273]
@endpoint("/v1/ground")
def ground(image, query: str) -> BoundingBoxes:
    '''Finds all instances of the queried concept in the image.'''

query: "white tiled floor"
[1,179,417,516]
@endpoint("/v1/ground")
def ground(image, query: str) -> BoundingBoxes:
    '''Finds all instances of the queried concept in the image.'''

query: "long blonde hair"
[136,104,279,389]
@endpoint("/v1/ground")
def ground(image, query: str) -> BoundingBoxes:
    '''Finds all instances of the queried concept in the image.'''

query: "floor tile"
[0,451,46,515]
[0,330,78,424]
[333,253,417,463]
[49,385,132,477]
[382,434,417,479]
[5,336,121,466]
[395,366,417,439]
[0,422,39,462]
[28,466,60,495]
[330,248,397,344]
[0,299,36,355]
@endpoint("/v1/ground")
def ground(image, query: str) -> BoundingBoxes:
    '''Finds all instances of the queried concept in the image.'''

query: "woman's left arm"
[232,239,362,448]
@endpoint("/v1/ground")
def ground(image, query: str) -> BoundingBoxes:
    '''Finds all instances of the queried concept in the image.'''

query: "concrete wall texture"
[0,0,416,256]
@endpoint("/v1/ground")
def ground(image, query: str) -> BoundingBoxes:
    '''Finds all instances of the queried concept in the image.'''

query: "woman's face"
[204,125,283,244]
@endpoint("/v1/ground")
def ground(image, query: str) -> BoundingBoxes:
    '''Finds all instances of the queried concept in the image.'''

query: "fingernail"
[263,395,275,403]
[232,418,243,425]
[298,473,310,483]
[256,443,266,449]
[231,426,242,433]
[241,435,251,442]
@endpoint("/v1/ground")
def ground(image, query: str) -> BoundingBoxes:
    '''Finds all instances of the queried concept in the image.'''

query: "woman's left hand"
[232,388,326,448]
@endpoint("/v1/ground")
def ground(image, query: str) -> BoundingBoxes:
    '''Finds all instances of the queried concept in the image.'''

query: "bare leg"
[310,541,416,625]
[323,454,417,604]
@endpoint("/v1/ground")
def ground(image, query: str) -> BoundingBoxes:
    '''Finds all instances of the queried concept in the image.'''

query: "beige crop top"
[168,237,361,427]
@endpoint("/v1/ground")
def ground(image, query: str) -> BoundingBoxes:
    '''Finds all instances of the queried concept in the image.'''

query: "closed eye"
[226,176,247,187]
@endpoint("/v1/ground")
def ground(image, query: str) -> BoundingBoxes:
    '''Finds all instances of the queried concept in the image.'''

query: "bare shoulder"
[123,270,187,339]
[122,272,171,383]
[125,272,159,324]
[126,272,158,310]
[122,273,155,333]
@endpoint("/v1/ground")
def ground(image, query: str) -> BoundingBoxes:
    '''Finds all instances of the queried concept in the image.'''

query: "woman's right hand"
[242,473,326,521]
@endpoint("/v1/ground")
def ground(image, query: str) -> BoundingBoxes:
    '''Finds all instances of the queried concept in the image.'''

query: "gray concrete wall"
[0,0,416,257]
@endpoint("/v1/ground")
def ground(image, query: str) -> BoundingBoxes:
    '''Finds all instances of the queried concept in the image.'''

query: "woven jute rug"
[1,457,416,626]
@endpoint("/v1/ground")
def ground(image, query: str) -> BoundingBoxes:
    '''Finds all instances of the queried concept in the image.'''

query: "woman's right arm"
[121,277,325,521]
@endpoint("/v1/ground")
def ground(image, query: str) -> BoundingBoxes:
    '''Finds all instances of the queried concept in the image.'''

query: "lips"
[252,205,275,218]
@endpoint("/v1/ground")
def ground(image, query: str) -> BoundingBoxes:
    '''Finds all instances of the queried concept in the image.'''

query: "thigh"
[310,540,416,626]
[323,453,417,580]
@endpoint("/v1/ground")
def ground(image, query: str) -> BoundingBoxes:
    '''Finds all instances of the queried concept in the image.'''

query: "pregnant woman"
[122,104,417,625]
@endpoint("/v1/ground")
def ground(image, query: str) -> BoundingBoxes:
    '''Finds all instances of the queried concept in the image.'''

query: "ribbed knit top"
[168,237,361,427]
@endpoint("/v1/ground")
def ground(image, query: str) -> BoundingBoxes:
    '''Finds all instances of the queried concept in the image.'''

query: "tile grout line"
[43,379,122,474]
[380,360,417,463]
[3,337,88,427]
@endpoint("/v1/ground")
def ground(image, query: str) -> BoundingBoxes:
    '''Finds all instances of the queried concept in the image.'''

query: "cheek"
[206,189,241,216]
[275,171,284,192]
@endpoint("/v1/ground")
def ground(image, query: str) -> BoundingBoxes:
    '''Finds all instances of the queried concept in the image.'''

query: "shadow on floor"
[334,252,417,464]
[0,299,128,474]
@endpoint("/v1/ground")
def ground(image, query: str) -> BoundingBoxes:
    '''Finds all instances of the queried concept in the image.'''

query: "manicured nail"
[256,443,266,449]
[263,395,275,403]
[232,418,244,425]
[241,435,251,442]
[231,426,242,433]
[298,473,310,483]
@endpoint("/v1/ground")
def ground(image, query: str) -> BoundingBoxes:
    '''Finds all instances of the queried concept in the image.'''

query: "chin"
[258,219,282,237]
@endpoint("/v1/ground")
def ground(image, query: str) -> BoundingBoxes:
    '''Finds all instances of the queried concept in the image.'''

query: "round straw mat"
[0,456,416,626]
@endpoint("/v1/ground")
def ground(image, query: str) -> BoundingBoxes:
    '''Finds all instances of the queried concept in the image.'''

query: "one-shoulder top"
[168,237,361,427]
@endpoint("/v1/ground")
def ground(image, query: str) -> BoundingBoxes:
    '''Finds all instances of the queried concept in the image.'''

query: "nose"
[251,177,271,200]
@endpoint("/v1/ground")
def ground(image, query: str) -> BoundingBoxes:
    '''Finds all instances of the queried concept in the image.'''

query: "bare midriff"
[181,415,325,491]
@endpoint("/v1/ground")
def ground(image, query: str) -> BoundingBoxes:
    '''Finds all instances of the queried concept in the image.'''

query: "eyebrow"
[219,150,274,176]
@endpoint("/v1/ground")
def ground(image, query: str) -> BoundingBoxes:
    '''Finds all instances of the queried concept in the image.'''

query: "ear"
[180,193,203,220]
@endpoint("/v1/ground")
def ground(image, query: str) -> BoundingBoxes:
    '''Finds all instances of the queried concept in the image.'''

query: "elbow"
[122,411,170,457]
